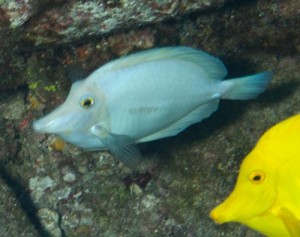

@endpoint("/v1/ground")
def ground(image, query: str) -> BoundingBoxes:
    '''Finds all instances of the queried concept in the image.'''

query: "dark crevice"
[0,163,53,237]
[57,209,67,237]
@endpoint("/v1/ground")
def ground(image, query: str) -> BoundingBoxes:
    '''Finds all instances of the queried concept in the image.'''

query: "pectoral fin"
[278,207,300,237]
[91,125,142,169]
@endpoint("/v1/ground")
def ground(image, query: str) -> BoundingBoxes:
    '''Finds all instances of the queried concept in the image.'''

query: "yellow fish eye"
[248,170,265,184]
[80,97,94,108]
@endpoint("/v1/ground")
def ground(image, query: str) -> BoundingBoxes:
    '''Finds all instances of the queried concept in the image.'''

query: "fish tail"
[221,71,273,100]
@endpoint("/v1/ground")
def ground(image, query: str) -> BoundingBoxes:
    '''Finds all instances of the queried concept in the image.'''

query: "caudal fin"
[221,71,273,100]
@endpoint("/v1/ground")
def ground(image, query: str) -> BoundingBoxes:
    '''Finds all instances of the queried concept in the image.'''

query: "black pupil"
[253,175,261,181]
[83,99,92,107]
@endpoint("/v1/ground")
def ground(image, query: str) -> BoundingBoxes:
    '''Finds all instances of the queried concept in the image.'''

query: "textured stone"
[0,178,38,236]
[0,0,227,45]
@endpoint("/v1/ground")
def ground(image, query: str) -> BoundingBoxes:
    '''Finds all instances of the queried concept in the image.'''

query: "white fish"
[33,47,272,168]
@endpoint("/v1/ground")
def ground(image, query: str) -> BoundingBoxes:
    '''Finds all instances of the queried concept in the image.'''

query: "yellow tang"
[210,114,300,237]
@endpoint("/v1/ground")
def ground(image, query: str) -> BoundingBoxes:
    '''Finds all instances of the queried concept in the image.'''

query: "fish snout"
[33,111,75,134]
[32,119,43,132]
[209,189,245,224]
[210,205,231,224]
[210,209,224,224]
[33,118,58,134]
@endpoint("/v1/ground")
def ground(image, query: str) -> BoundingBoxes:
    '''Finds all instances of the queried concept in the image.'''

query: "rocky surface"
[0,102,39,236]
[2,0,228,44]
[0,0,299,236]
[0,177,39,236]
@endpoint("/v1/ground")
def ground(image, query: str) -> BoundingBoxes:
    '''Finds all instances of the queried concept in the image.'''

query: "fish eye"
[248,170,265,184]
[80,97,94,109]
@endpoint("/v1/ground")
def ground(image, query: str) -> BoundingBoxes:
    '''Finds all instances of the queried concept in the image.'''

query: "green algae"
[44,85,57,92]
[29,82,39,90]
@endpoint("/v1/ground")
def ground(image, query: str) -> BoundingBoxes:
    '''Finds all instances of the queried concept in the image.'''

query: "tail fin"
[221,71,273,100]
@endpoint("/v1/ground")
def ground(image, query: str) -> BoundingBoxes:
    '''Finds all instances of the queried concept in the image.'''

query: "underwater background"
[0,0,299,236]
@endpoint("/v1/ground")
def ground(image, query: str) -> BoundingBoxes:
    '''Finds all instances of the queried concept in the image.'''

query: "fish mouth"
[209,187,276,226]
[33,119,56,133]
[209,188,253,224]
[32,108,78,134]
[209,209,228,224]
[209,205,243,225]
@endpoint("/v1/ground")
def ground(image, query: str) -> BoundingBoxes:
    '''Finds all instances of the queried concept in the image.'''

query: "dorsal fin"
[101,47,228,80]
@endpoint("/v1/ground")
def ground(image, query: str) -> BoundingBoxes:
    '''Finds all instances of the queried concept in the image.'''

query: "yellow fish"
[210,114,300,237]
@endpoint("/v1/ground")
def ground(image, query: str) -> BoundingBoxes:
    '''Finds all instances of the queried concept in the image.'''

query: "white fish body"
[33,47,272,168]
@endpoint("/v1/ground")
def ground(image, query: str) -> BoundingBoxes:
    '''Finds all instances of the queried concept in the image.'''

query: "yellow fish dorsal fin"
[278,207,300,237]
[101,47,228,81]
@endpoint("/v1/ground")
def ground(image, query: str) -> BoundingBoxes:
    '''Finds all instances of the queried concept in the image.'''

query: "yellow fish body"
[210,114,300,237]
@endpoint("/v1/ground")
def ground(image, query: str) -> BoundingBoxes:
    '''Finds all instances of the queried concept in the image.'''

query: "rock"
[1,0,228,45]
[29,175,57,203]
[0,92,26,120]
[0,177,38,236]
[37,208,63,237]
